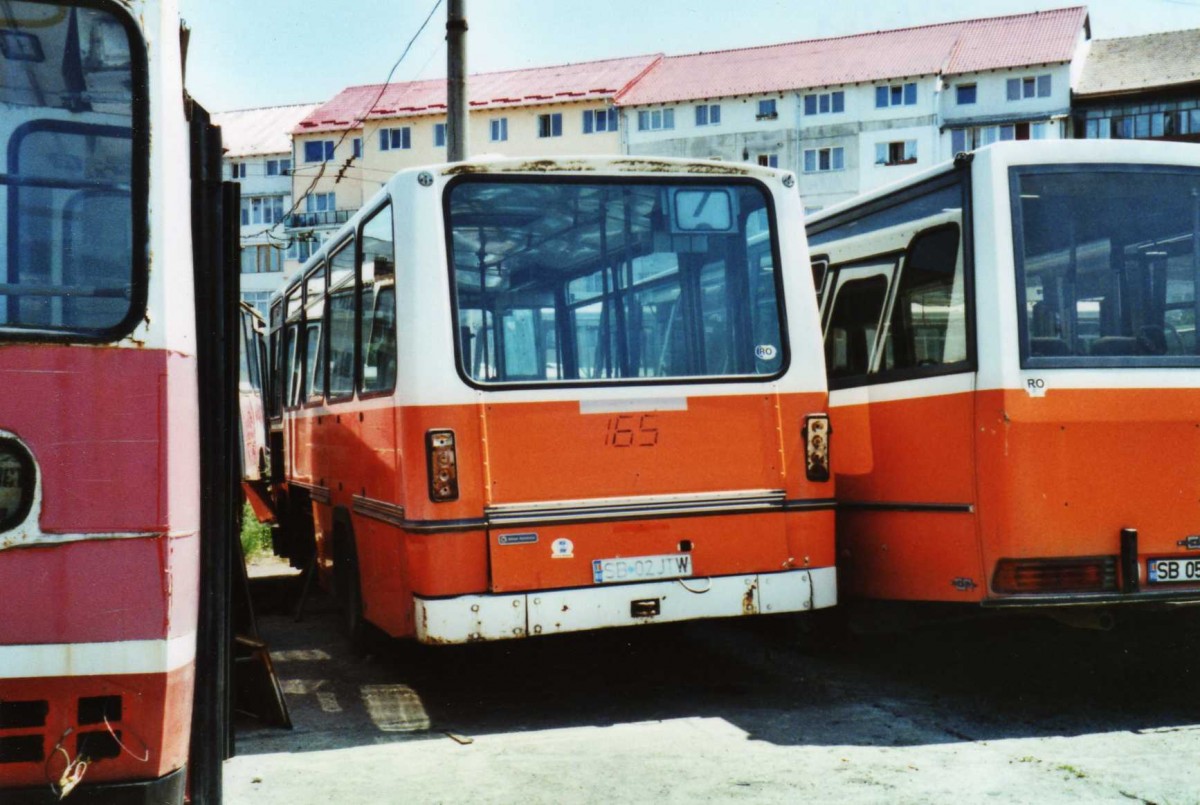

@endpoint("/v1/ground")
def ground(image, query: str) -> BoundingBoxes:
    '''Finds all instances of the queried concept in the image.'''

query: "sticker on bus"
[592,554,693,584]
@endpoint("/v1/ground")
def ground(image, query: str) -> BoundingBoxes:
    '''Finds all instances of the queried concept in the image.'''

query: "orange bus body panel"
[832,388,984,601]
[976,387,1200,591]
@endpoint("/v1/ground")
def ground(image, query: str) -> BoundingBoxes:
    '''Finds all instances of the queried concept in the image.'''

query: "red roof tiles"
[296,54,661,134]
[614,6,1088,106]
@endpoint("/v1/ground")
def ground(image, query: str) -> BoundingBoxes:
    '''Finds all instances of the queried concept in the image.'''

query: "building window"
[537,113,563,138]
[803,147,845,173]
[803,91,844,116]
[240,195,287,227]
[303,140,335,163]
[757,154,779,168]
[757,99,778,120]
[239,245,284,275]
[435,123,447,147]
[875,82,917,108]
[287,237,315,263]
[955,84,977,105]
[1007,74,1051,101]
[379,127,412,151]
[306,192,335,213]
[636,108,675,131]
[230,162,247,179]
[241,291,272,313]
[266,158,291,176]
[352,138,362,158]
[875,140,917,166]
[695,104,721,126]
[954,121,1053,152]
[490,117,508,142]
[583,108,618,133]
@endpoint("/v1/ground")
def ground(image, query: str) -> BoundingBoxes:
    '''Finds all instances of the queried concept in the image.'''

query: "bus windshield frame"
[1012,163,1200,369]
[0,0,149,343]
[444,174,790,390]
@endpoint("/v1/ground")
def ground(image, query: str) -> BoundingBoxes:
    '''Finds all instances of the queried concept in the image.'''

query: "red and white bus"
[271,157,835,645]
[1,1,236,801]
[808,140,1200,614]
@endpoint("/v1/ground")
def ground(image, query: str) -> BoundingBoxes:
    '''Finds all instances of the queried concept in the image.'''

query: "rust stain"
[613,159,748,176]
[742,580,758,615]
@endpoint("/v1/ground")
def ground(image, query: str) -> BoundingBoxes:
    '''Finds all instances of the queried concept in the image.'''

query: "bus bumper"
[4,765,186,805]
[414,567,836,644]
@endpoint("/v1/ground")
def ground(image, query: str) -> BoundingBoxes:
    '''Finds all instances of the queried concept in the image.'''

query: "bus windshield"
[1014,165,1200,366]
[446,178,785,385]
[0,1,143,339]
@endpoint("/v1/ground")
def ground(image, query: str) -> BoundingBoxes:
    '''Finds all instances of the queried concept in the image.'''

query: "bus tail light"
[803,414,830,482]
[426,429,459,502]
[992,556,1117,594]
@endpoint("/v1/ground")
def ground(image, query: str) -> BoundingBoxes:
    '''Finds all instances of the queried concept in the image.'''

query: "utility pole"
[446,0,468,162]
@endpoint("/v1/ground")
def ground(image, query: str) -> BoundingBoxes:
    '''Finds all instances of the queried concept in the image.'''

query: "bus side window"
[284,287,303,409]
[810,258,829,308]
[359,201,396,395]
[304,263,326,403]
[327,238,356,400]
[824,272,890,381]
[879,225,966,372]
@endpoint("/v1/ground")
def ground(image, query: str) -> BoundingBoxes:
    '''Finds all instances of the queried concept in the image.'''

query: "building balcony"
[284,209,352,229]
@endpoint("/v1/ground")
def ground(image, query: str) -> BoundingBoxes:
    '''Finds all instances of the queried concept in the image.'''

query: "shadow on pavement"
[235,575,1200,756]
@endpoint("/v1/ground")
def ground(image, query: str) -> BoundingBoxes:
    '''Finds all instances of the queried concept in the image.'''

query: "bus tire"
[332,525,367,651]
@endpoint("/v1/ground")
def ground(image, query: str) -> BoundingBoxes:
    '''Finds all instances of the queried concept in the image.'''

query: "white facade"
[212,104,320,313]
[939,63,1074,158]
[622,94,799,171]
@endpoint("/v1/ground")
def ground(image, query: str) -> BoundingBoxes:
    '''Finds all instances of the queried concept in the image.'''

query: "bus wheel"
[332,527,367,651]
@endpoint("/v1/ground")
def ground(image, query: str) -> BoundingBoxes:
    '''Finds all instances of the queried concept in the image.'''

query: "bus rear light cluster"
[426,429,459,502]
[992,556,1117,594]
[802,414,831,482]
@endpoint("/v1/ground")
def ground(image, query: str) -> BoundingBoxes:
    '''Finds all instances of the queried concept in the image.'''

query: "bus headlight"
[425,429,459,502]
[0,439,36,532]
[803,414,830,483]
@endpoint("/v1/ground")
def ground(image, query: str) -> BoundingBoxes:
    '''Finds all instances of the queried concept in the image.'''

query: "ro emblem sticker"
[551,538,574,559]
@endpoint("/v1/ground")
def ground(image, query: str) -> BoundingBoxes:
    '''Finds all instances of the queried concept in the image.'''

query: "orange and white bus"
[271,156,835,645]
[808,140,1200,612]
[1,1,237,801]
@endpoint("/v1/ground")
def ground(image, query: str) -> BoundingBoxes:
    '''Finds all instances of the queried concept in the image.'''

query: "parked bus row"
[267,138,1200,652]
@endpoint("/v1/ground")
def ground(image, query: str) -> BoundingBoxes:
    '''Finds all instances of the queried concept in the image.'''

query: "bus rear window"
[446,179,786,385]
[0,3,145,340]
[1014,166,1200,367]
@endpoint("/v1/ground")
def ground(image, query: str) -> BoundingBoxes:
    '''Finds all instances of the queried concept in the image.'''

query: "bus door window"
[823,265,893,382]
[878,225,967,372]
[327,238,356,400]
[359,202,396,395]
[304,264,326,403]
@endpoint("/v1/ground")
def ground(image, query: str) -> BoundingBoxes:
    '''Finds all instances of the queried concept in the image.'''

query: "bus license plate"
[1148,558,1200,584]
[592,553,692,585]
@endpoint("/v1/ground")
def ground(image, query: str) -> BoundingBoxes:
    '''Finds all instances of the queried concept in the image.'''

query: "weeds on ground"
[240,501,272,559]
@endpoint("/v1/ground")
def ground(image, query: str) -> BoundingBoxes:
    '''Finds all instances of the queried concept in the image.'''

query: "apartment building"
[288,54,661,248]
[212,103,321,311]
[1073,28,1200,143]
[617,7,1089,211]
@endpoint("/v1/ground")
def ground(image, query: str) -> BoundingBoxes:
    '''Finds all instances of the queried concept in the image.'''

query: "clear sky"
[179,0,1200,112]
